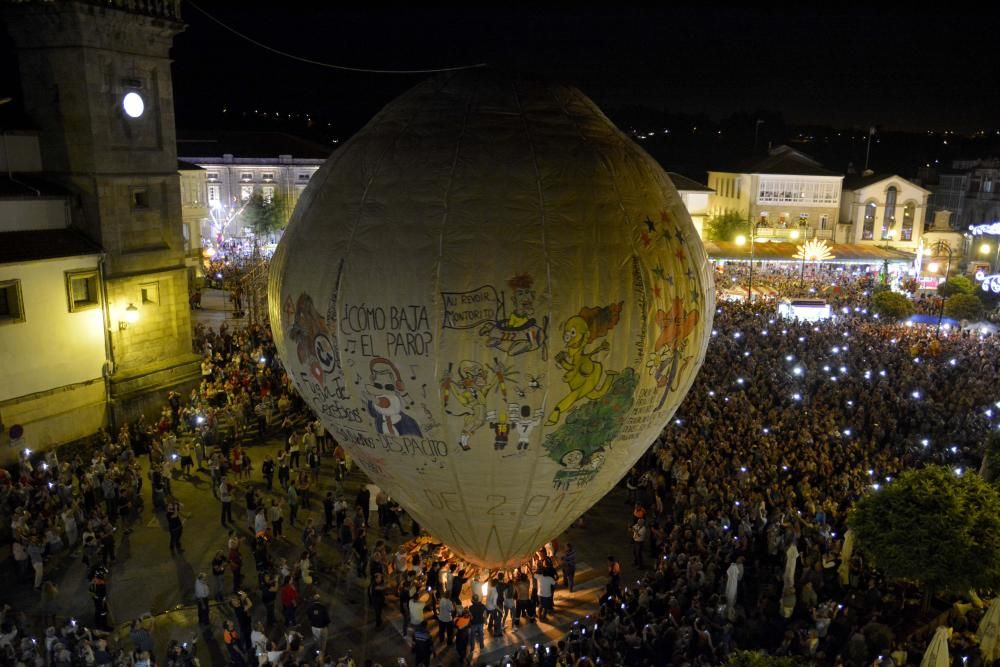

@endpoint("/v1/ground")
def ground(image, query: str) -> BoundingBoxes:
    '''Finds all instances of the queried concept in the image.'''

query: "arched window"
[862,201,876,240]
[882,186,898,240]
[900,201,916,241]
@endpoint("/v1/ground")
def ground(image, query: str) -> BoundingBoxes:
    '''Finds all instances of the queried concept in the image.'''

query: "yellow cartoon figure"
[547,302,623,425]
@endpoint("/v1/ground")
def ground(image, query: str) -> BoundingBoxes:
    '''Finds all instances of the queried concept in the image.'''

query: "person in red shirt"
[280,578,299,626]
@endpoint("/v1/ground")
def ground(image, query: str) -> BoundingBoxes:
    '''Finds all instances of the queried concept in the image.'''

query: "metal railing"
[753,227,834,241]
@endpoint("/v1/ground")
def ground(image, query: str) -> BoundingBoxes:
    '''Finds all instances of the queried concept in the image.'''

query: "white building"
[839,173,930,249]
[706,145,844,242]
[667,172,713,238]
[0,132,108,457]
[178,132,329,240]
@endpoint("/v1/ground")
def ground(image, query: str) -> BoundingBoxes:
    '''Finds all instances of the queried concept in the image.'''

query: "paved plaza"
[4,292,634,666]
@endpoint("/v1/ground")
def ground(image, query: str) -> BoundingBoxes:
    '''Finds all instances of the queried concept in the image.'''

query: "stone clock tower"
[3,0,200,422]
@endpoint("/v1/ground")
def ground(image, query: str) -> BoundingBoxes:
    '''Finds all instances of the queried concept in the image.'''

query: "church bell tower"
[3,0,201,422]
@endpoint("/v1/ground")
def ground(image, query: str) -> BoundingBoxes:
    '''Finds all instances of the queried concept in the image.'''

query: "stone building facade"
[3,0,200,436]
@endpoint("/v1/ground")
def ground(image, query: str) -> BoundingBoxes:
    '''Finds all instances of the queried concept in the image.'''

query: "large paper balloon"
[269,72,714,568]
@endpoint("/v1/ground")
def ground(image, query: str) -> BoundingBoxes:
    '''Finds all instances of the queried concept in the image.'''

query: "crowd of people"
[5,262,1000,666]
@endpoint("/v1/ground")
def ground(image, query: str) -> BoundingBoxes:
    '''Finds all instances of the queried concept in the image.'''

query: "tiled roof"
[718,145,840,177]
[177,131,332,160]
[667,172,714,192]
[0,228,103,264]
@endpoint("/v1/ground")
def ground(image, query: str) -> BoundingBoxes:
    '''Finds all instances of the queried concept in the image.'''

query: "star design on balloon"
[664,275,675,286]
[675,247,686,262]
[661,228,673,244]
[689,286,700,303]
[652,264,666,280]
[674,228,686,244]
[685,267,695,280]
[653,285,662,298]
[640,231,653,247]
[644,217,656,233]
[660,210,672,224]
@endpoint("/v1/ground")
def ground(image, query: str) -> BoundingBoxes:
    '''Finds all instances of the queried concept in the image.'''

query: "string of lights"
[186,0,488,75]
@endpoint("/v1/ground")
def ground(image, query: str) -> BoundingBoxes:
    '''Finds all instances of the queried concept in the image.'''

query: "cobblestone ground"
[3,292,648,666]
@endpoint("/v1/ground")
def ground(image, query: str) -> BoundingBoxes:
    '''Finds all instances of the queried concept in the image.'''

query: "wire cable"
[185,1,487,75]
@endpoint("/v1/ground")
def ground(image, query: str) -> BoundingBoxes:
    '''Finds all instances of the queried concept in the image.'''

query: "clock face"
[122,92,145,118]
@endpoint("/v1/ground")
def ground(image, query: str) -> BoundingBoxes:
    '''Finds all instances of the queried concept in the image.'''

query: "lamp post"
[790,229,807,287]
[735,221,756,302]
[930,240,953,336]
[979,241,996,273]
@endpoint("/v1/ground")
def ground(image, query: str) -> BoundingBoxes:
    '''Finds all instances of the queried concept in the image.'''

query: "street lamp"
[735,226,756,302]
[119,303,139,330]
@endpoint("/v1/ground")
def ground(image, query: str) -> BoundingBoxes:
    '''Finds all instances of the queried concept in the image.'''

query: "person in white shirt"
[250,621,267,658]
[485,581,501,636]
[437,594,455,645]
[408,588,426,630]
[534,570,556,621]
[632,518,648,569]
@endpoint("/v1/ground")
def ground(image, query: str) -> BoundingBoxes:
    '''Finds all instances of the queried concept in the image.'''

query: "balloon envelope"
[269,71,714,567]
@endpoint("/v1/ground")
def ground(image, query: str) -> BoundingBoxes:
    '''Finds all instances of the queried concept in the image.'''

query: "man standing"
[306,594,330,652]
[211,550,228,601]
[287,482,300,528]
[562,544,577,593]
[469,593,486,657]
[485,580,500,637]
[195,573,211,626]
[27,538,44,590]
[219,477,233,526]
[437,593,455,646]
[534,568,556,622]
[261,456,275,492]
[167,501,184,555]
[280,578,298,627]
[323,492,335,534]
[355,486,371,528]
[607,555,622,599]
[631,518,647,569]
[412,621,434,667]
[90,566,110,630]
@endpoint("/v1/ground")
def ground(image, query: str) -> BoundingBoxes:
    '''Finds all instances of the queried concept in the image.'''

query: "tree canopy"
[944,293,984,321]
[240,192,289,238]
[869,290,914,320]
[938,275,975,298]
[848,465,1000,596]
[705,211,748,243]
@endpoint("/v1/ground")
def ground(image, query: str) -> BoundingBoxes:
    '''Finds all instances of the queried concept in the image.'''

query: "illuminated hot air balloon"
[269,71,714,567]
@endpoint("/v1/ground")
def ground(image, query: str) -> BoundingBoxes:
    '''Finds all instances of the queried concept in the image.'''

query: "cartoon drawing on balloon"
[552,448,607,490]
[508,403,544,451]
[651,297,700,411]
[287,292,338,383]
[478,274,548,359]
[546,302,623,426]
[364,357,422,437]
[543,367,638,490]
[441,360,498,451]
[420,405,442,433]
[486,410,511,451]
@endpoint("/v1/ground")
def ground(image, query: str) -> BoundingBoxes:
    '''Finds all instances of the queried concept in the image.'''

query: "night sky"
[167,6,1000,135]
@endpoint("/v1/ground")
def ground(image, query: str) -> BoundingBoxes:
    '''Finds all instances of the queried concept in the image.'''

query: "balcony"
[754,226,833,241]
